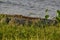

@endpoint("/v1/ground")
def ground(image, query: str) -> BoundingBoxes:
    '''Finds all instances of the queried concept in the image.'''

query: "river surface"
[0,0,60,19]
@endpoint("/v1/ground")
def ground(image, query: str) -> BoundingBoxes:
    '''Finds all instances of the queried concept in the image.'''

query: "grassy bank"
[0,14,60,40]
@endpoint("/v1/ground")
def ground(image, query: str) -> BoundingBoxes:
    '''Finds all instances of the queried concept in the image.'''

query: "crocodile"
[0,14,58,26]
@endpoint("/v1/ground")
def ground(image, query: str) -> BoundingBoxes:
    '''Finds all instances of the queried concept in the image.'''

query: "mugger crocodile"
[0,14,58,26]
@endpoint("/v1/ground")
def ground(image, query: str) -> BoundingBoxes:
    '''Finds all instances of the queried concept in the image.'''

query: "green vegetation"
[45,9,49,19]
[0,10,60,40]
[56,10,60,22]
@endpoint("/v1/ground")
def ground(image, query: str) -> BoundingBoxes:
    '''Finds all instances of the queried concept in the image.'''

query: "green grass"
[0,14,60,40]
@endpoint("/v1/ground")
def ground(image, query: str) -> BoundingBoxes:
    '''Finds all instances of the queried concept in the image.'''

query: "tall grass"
[0,22,60,40]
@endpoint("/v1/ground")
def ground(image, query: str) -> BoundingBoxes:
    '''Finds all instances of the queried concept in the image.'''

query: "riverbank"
[0,14,60,40]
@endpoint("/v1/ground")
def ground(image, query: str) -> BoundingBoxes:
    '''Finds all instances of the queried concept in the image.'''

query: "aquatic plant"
[45,9,49,19]
[56,10,60,22]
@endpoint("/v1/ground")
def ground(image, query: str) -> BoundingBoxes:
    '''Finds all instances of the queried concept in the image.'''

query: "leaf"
[45,9,48,12]
[56,17,60,22]
[45,15,49,19]
[57,10,60,16]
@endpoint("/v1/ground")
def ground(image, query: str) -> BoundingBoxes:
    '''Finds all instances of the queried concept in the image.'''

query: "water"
[0,0,60,19]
